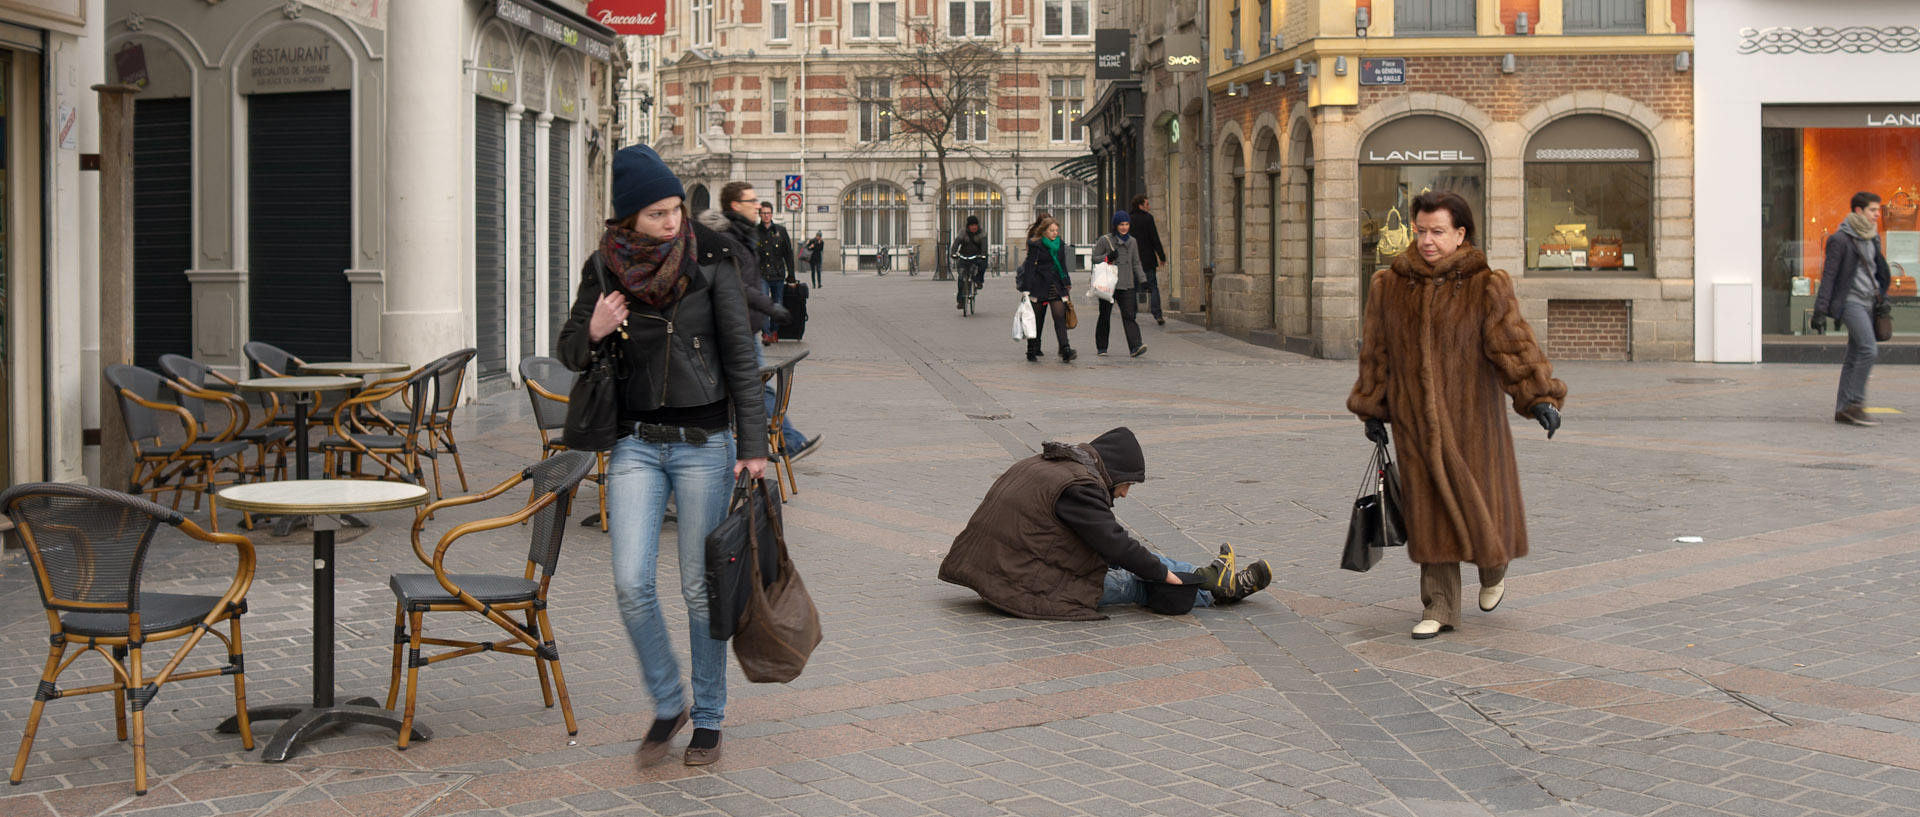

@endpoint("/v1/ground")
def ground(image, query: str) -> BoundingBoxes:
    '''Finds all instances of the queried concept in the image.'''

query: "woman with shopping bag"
[1017,216,1078,363]
[1347,191,1566,640]
[1090,211,1146,357]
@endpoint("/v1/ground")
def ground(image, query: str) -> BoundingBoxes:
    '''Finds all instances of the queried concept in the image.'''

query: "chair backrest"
[518,356,576,433]
[523,450,596,575]
[156,354,216,425]
[430,348,477,414]
[769,349,811,426]
[1,482,181,616]
[102,364,176,443]
[242,341,301,379]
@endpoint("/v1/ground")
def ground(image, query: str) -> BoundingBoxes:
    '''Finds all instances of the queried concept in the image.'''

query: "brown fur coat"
[1347,246,1567,568]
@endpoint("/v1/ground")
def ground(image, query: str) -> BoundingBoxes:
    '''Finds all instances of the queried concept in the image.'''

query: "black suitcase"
[783,282,810,340]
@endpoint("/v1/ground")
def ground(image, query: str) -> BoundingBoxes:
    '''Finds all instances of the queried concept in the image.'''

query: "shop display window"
[1523,116,1654,274]
[1761,113,1920,337]
[1357,116,1487,296]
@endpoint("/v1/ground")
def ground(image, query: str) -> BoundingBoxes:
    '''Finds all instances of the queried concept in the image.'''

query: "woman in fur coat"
[1347,191,1567,640]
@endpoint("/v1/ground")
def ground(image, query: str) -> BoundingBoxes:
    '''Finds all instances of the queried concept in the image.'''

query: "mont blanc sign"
[588,0,665,35]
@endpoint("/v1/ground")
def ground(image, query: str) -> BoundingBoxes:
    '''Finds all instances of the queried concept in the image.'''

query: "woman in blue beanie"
[556,144,768,768]
[1091,211,1146,357]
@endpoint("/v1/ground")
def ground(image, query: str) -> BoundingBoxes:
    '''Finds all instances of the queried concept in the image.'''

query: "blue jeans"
[763,279,788,335]
[755,343,807,449]
[1099,555,1213,609]
[607,431,737,731]
[1139,268,1164,319]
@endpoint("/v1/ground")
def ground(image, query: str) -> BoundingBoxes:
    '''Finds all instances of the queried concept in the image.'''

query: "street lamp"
[912,162,927,201]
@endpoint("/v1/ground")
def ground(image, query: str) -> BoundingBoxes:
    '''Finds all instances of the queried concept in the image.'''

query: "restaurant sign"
[498,0,615,62]
[240,27,353,95]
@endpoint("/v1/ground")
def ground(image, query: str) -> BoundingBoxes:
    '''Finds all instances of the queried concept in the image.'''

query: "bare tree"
[840,20,1006,278]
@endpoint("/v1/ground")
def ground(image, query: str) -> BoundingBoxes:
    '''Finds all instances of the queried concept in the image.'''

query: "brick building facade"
[1151,0,1696,360]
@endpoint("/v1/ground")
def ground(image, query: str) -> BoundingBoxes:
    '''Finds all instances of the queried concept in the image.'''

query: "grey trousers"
[1836,297,1878,412]
[1419,562,1508,628]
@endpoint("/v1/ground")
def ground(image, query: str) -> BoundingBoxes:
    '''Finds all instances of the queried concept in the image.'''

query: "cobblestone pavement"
[5,270,1920,817]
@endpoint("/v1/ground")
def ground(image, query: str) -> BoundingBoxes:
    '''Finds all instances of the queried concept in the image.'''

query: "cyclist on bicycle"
[952,216,990,310]
[875,245,891,275]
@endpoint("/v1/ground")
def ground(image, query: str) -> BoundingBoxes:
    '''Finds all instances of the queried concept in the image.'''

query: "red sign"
[588,0,664,35]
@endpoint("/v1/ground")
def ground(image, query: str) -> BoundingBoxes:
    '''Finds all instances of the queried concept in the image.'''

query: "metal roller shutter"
[548,121,571,347]
[134,97,193,368]
[249,91,352,362]
[474,99,509,381]
[519,116,537,364]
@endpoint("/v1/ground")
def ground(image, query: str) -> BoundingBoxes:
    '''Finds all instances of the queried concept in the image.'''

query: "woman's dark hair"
[1409,190,1477,246]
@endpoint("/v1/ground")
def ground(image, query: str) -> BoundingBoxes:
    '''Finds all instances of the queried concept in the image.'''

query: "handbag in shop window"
[1375,206,1411,262]
[1887,190,1918,231]
[1891,262,1917,298]
[1537,243,1574,270]
[1588,234,1624,269]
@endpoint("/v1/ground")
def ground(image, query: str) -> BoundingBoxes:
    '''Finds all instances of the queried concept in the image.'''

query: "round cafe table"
[216,479,433,761]
[233,376,362,481]
[298,361,411,377]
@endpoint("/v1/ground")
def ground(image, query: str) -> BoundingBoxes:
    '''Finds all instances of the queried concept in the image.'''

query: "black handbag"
[1341,441,1407,572]
[562,255,623,451]
[705,474,783,640]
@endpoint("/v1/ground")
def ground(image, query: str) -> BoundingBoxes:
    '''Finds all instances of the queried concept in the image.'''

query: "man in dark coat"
[756,202,796,339]
[1812,191,1893,427]
[952,215,990,309]
[1127,194,1168,325]
[698,199,822,461]
[939,428,1271,620]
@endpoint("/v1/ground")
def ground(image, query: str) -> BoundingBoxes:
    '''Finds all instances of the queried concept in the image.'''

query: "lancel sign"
[1365,149,1477,162]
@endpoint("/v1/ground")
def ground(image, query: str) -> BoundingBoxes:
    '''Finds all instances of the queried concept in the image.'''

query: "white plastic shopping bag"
[1013,294,1037,340]
[1088,262,1119,303]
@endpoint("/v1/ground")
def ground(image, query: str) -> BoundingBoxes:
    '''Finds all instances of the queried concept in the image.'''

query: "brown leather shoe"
[634,709,688,767]
[1839,405,1880,426]
[683,734,723,766]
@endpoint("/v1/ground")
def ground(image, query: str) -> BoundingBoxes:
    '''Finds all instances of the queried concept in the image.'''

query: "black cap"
[1089,427,1145,485]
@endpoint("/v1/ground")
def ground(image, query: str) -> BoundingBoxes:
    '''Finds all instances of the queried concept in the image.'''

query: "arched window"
[1524,114,1653,273]
[841,181,909,246]
[945,181,1004,250]
[689,184,711,212]
[1035,181,1098,246]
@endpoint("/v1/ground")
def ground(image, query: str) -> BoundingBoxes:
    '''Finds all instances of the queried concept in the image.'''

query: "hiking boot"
[1214,558,1273,603]
[1194,544,1242,599]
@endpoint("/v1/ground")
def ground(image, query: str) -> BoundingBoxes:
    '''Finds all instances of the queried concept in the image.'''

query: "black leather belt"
[629,422,717,445]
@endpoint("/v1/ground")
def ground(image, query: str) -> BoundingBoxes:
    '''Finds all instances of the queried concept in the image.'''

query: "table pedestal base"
[218,698,431,762]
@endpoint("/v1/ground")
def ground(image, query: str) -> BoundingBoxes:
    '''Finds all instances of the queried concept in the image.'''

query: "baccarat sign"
[588,0,664,35]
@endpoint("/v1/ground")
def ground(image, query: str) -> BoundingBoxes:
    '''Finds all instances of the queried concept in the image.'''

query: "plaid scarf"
[601,221,692,307]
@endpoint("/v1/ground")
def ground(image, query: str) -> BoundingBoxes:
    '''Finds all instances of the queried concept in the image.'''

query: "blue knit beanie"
[1111,210,1131,228]
[611,144,685,220]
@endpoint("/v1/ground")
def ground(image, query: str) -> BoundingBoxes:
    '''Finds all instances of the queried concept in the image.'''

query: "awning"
[496,0,618,62]
[1051,154,1101,183]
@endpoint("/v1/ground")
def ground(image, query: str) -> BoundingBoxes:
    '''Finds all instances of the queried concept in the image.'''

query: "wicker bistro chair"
[761,349,810,500]
[423,349,478,495]
[2,483,256,796]
[102,365,252,532]
[157,354,292,484]
[317,368,439,494]
[518,356,609,531]
[242,341,354,436]
[385,450,597,749]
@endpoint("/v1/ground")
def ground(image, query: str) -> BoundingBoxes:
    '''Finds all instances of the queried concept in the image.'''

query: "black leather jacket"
[555,249,769,459]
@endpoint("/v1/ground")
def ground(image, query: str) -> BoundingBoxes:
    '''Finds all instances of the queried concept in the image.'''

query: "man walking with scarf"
[1812,192,1892,426]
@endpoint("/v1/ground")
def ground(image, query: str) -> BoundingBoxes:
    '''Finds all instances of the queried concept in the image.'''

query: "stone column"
[505,103,525,380]
[94,84,141,492]
[383,0,469,377]
[534,112,554,355]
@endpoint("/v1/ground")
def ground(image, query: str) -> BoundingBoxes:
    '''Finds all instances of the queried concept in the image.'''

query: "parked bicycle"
[874,245,891,276]
[906,245,922,276]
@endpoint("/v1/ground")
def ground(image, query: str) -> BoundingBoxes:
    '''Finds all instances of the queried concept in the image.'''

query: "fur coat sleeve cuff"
[1480,270,1568,417]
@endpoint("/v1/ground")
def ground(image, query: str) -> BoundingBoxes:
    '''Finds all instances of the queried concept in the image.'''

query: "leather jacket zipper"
[692,337,717,386]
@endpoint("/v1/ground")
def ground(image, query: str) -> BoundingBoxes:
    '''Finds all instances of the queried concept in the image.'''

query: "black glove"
[1363,419,1388,445]
[1811,313,1827,334]
[768,304,793,326]
[1531,404,1561,439]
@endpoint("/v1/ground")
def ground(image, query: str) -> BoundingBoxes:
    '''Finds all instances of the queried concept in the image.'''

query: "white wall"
[1693,0,1920,361]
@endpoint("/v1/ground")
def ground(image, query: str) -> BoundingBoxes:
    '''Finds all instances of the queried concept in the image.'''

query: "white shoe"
[1411,619,1452,640]
[1479,582,1506,612]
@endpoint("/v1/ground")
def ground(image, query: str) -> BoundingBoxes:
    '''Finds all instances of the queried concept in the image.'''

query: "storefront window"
[1523,115,1653,274]
[1358,116,1486,297]
[1760,106,1920,337]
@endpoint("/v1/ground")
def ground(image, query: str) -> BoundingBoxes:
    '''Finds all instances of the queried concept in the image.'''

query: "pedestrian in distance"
[1017,216,1077,363]
[940,427,1273,620]
[1347,190,1567,641]
[696,199,821,464]
[1127,194,1168,325]
[953,215,989,310]
[555,144,769,767]
[804,232,825,289]
[1092,211,1147,357]
[1811,191,1893,427]
[755,202,796,341]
